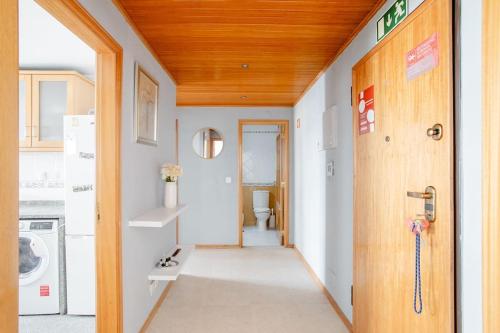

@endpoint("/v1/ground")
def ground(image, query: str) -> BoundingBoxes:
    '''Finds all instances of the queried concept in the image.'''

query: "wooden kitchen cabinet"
[19,71,95,151]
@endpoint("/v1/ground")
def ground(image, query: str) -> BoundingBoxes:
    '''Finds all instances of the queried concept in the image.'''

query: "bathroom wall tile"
[242,125,279,184]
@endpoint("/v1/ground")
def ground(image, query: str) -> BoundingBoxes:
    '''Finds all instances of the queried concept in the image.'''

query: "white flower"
[160,163,183,182]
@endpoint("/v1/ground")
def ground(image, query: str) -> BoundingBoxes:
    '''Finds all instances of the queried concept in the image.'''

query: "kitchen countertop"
[19,200,65,219]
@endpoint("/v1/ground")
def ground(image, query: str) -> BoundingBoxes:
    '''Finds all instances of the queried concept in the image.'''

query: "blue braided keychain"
[414,233,423,314]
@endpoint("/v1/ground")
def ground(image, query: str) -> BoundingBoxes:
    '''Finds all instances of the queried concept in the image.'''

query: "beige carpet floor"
[147,247,349,333]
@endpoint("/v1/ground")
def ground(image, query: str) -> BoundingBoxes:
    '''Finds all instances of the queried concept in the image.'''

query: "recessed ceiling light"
[240,95,248,99]
[241,64,249,69]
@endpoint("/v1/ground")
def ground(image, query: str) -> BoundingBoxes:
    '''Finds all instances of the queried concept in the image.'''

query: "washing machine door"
[19,232,50,286]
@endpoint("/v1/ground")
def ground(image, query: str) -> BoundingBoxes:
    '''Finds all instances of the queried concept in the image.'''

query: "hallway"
[146,248,348,333]
[1,1,496,332]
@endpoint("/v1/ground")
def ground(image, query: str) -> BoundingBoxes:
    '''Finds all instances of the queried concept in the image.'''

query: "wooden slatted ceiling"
[116,0,384,106]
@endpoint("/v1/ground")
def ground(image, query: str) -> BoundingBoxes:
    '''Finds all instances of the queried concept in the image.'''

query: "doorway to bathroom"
[238,119,289,247]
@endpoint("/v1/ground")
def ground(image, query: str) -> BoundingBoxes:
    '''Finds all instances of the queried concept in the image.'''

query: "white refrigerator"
[64,115,96,315]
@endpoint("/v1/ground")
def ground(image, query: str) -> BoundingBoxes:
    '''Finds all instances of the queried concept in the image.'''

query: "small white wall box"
[327,161,334,177]
[323,105,338,150]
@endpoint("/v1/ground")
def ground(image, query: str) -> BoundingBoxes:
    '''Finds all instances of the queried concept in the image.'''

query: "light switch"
[225,177,232,184]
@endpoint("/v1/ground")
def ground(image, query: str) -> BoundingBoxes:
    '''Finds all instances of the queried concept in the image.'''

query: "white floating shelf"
[129,204,187,228]
[148,245,194,281]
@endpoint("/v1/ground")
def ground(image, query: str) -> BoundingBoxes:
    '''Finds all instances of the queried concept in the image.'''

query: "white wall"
[19,0,95,78]
[178,107,293,245]
[76,1,177,332]
[19,152,64,201]
[243,125,279,184]
[293,0,425,322]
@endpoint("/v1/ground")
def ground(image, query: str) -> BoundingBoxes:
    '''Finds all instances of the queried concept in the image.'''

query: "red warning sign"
[40,285,50,297]
[358,85,375,135]
[406,33,439,80]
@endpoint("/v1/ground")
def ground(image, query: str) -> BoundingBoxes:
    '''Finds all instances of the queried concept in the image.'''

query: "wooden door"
[18,74,32,148]
[31,74,72,148]
[352,0,454,332]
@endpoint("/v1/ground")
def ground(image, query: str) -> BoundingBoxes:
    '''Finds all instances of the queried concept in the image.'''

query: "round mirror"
[192,128,224,159]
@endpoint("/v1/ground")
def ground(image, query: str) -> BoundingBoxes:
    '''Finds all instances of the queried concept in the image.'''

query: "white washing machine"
[19,219,60,315]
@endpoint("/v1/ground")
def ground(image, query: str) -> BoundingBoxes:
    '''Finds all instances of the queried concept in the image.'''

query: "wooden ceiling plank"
[116,0,384,106]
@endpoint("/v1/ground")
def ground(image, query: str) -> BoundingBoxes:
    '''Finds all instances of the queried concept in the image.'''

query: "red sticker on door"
[358,85,375,135]
[40,285,50,297]
[406,33,439,80]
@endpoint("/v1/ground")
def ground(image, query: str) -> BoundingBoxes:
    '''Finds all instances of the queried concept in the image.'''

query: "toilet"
[253,191,270,231]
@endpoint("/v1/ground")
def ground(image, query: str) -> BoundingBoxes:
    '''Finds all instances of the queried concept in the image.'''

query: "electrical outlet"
[149,280,158,296]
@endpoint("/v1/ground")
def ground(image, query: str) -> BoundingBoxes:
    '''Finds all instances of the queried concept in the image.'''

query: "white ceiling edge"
[19,0,96,80]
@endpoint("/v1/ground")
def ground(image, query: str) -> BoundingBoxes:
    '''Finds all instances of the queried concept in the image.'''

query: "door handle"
[407,191,433,199]
[407,186,436,222]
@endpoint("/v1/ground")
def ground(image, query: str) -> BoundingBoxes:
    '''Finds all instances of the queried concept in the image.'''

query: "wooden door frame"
[238,119,290,247]
[482,0,500,331]
[0,1,123,332]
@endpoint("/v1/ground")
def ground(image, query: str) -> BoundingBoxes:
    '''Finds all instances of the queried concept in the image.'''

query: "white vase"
[164,182,177,208]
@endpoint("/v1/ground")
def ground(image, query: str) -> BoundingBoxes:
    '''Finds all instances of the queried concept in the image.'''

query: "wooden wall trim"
[34,1,124,332]
[483,0,500,331]
[294,248,353,332]
[0,1,19,332]
[294,0,387,105]
[111,0,177,84]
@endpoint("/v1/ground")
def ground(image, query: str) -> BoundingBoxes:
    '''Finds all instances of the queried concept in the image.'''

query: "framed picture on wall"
[134,63,159,146]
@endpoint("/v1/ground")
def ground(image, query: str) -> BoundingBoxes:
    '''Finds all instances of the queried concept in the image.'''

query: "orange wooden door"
[352,0,454,332]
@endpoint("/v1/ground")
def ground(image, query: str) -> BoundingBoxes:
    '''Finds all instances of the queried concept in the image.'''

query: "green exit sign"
[377,0,408,42]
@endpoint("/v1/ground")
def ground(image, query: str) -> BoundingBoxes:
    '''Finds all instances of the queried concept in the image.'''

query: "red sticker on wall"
[358,85,375,135]
[40,285,50,297]
[406,33,439,80]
